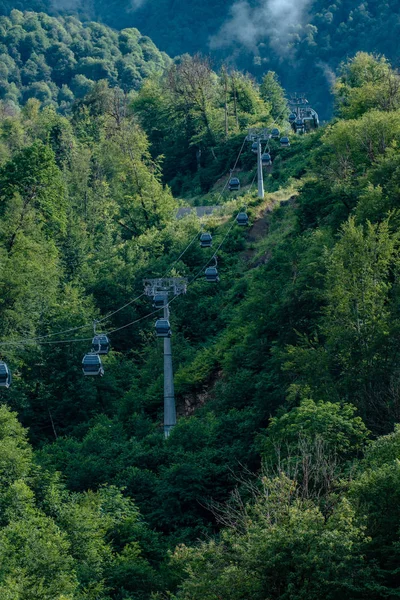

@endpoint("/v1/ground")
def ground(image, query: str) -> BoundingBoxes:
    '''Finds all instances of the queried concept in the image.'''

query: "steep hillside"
[0,9,169,111]
[2,51,400,598]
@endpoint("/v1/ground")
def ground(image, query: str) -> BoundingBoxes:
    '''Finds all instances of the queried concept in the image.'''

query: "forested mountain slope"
[1,0,400,116]
[2,50,400,598]
[0,9,169,111]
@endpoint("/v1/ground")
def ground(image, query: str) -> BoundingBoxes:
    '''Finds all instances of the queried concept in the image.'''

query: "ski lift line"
[186,206,243,287]
[26,226,204,342]
[188,220,236,286]
[231,135,248,173]
[168,135,248,286]
[263,141,270,154]
[101,122,285,335]
[169,134,248,266]
[0,321,95,345]
[104,305,167,336]
[0,215,238,348]
[114,210,241,322]
[271,105,291,127]
[1,211,240,347]
[105,292,187,337]
[249,169,257,192]
[87,220,215,329]
[206,171,256,282]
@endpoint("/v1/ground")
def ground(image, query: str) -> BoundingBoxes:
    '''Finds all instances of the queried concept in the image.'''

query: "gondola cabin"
[271,128,280,139]
[289,113,296,124]
[0,362,11,388]
[236,212,249,226]
[205,267,219,282]
[251,142,258,154]
[200,232,212,248]
[280,136,290,147]
[229,177,240,192]
[262,153,272,166]
[153,294,167,309]
[92,334,110,355]
[82,354,104,377]
[155,319,171,338]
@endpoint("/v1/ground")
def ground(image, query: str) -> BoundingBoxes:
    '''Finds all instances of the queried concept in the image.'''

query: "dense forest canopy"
[0,1,400,594]
[0,9,169,111]
[1,1,400,115]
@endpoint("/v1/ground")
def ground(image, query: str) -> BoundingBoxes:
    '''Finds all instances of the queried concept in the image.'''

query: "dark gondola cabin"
[271,128,280,139]
[92,334,110,355]
[262,152,272,166]
[200,232,212,248]
[82,354,104,376]
[289,113,296,123]
[228,177,240,192]
[236,212,249,226]
[205,267,219,282]
[280,136,290,147]
[0,362,11,388]
[153,294,167,308]
[155,318,171,337]
[251,142,258,154]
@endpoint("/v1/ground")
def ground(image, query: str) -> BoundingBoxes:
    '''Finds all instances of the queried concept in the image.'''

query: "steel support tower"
[257,139,264,199]
[143,277,187,438]
[246,128,271,199]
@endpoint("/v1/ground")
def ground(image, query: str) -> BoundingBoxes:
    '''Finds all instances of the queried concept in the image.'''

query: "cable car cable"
[187,208,243,286]
[0,305,168,346]
[0,289,148,346]
[165,135,248,274]
[162,227,202,277]
[96,292,146,324]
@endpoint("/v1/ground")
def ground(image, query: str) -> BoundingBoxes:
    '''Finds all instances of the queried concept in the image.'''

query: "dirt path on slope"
[242,195,296,265]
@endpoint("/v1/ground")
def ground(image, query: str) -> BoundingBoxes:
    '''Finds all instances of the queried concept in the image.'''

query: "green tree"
[323,217,399,424]
[260,71,288,121]
[335,53,400,119]
[172,474,372,600]
[259,399,369,495]
[0,141,66,248]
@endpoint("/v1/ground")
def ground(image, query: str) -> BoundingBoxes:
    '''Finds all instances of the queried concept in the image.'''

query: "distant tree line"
[1,0,400,117]
[0,9,169,112]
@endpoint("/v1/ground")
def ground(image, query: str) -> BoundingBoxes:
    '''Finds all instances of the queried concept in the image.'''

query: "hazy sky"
[210,0,313,54]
